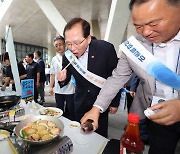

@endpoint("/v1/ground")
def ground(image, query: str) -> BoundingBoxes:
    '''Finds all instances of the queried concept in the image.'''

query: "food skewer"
[61,58,75,71]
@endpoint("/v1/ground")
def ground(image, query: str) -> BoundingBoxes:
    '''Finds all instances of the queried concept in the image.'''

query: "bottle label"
[119,90,126,111]
[120,146,143,154]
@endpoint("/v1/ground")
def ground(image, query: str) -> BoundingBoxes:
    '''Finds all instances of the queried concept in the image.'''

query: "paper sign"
[21,79,34,101]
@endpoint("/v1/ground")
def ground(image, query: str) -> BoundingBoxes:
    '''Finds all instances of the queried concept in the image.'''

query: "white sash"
[119,36,180,90]
[55,54,62,70]
[65,50,106,88]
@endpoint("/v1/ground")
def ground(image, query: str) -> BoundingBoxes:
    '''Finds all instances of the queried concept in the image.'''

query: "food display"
[20,119,61,141]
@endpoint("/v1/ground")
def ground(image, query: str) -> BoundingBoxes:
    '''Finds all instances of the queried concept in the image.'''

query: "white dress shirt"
[78,46,89,69]
[50,54,75,94]
[153,31,180,99]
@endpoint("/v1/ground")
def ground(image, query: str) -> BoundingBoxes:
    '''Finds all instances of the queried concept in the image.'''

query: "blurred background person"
[26,52,40,103]
[21,58,27,69]
[1,52,27,91]
[45,64,50,86]
[34,50,46,105]
[49,35,75,120]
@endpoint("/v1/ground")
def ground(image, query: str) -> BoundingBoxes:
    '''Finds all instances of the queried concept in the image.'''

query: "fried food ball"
[36,125,47,131]
[38,120,48,125]
[26,128,36,135]
[41,134,53,141]
[38,129,49,137]
[47,121,56,127]
[50,128,60,135]
[28,134,40,141]
[27,122,36,128]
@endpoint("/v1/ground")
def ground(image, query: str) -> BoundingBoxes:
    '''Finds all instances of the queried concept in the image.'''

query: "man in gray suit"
[81,0,180,153]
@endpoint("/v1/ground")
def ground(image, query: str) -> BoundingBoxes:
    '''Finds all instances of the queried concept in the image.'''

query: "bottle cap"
[128,113,140,123]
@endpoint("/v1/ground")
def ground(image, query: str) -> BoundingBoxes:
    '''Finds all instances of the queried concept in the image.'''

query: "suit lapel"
[87,42,96,71]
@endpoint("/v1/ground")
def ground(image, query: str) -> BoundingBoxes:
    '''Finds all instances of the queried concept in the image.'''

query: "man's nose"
[142,25,152,37]
[70,44,76,52]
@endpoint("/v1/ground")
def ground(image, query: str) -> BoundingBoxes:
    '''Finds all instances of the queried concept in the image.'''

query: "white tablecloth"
[59,116,109,154]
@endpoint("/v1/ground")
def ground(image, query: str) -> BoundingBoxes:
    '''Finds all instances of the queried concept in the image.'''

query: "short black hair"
[27,52,34,59]
[63,18,90,39]
[129,0,180,10]
[4,52,9,61]
[34,50,41,57]
[53,35,65,43]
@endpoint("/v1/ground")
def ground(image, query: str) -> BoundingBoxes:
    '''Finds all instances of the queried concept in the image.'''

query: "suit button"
[87,90,90,92]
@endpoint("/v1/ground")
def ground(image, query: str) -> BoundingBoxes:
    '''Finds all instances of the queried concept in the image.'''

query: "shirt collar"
[153,31,180,48]
[79,45,89,58]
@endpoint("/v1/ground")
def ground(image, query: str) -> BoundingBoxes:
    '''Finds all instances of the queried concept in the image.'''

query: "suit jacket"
[126,73,140,92]
[60,39,120,111]
[94,35,180,119]
[37,58,46,83]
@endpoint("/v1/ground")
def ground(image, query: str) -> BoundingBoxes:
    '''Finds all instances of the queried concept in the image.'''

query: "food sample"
[40,108,60,116]
[20,119,61,141]
[69,121,80,128]
[70,124,79,128]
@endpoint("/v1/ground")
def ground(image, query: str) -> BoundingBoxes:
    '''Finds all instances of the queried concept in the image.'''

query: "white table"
[59,116,109,154]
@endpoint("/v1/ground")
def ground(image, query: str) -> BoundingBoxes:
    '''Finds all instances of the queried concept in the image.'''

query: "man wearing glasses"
[57,18,120,138]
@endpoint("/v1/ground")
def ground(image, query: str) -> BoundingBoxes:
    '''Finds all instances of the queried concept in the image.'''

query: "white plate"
[69,121,80,128]
[37,107,63,117]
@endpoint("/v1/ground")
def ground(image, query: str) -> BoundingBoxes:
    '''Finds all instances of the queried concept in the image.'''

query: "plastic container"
[120,113,144,154]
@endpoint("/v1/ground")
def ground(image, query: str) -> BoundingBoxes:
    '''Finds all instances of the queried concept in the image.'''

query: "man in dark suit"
[58,18,120,138]
[125,73,140,113]
[34,51,46,105]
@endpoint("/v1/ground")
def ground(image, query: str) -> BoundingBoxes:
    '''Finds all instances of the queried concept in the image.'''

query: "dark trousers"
[74,93,109,138]
[126,86,133,113]
[147,120,180,154]
[55,93,75,121]
[33,83,38,102]
[37,82,45,101]
[45,74,50,85]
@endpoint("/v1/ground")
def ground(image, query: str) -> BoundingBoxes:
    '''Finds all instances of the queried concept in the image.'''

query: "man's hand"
[130,91,136,97]
[109,107,118,114]
[148,99,180,125]
[49,87,54,95]
[57,69,67,82]
[81,106,101,131]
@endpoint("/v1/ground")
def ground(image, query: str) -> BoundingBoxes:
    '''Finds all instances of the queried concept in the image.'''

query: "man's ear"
[87,35,92,44]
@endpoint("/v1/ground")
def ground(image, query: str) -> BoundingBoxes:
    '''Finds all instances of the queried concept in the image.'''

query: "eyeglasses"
[65,38,86,49]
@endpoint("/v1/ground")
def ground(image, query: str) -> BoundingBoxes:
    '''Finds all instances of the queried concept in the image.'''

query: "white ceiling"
[0,0,112,49]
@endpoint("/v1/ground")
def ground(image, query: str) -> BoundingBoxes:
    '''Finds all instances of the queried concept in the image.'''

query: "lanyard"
[152,44,180,93]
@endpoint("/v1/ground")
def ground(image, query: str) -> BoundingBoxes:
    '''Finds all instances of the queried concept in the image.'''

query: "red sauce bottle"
[120,113,144,154]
